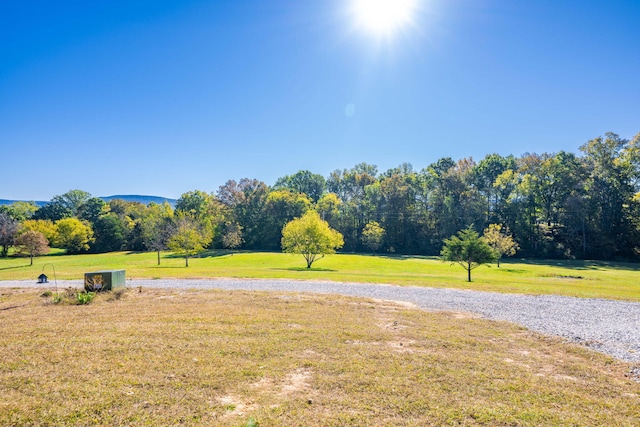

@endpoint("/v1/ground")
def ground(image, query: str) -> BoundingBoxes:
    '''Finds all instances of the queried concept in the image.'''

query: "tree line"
[1,131,639,262]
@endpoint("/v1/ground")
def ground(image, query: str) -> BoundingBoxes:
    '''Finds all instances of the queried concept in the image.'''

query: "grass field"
[1,288,638,426]
[1,250,639,300]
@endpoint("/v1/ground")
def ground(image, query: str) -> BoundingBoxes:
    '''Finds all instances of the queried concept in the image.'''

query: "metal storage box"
[84,270,125,292]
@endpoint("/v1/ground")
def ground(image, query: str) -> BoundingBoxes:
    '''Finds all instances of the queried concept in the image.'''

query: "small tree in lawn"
[482,223,519,267]
[441,226,497,282]
[361,221,385,253]
[15,230,50,265]
[141,205,174,265]
[167,216,212,267]
[281,210,344,269]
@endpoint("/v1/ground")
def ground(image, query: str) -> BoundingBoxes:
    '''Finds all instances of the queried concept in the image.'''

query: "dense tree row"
[2,132,639,261]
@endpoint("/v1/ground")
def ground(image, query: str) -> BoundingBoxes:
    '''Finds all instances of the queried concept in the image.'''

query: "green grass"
[1,250,640,300]
[1,288,638,426]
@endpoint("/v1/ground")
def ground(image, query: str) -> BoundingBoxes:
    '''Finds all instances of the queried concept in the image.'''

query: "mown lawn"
[1,250,639,300]
[1,288,638,426]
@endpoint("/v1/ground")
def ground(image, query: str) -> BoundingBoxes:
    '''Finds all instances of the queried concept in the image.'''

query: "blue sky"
[2,0,639,201]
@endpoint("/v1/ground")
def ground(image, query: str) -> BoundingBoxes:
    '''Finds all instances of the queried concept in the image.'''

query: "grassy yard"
[1,250,639,300]
[1,288,638,426]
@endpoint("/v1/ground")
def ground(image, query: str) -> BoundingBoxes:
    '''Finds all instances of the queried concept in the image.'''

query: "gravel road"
[2,278,639,364]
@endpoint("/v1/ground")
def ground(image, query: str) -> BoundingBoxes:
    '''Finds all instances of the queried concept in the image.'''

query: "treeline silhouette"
[4,132,640,261]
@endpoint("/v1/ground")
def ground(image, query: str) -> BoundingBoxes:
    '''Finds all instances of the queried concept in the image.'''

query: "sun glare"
[352,0,417,36]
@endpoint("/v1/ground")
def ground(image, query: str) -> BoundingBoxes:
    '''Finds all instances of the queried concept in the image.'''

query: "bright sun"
[351,0,417,36]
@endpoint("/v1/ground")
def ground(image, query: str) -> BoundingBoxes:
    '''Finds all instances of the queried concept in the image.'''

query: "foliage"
[441,226,497,282]
[54,217,94,253]
[0,201,38,221]
[75,291,96,305]
[315,193,341,223]
[78,197,108,224]
[482,224,518,267]
[10,130,640,260]
[15,230,50,265]
[361,221,385,253]
[53,189,92,217]
[91,213,129,253]
[32,201,73,222]
[167,214,213,267]
[0,212,19,257]
[274,169,326,202]
[261,190,311,249]
[175,190,217,223]
[50,288,96,305]
[221,222,244,249]
[217,178,269,249]
[281,210,344,268]
[141,202,174,264]
[21,219,57,242]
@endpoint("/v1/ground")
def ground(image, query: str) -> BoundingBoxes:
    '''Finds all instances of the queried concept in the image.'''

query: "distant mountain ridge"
[100,195,177,206]
[0,195,177,207]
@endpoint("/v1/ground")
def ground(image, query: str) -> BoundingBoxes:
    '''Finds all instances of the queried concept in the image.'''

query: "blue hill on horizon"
[0,195,177,207]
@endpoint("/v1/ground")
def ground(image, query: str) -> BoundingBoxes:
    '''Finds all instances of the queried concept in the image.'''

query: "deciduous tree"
[54,218,94,253]
[0,201,38,221]
[482,224,518,267]
[0,212,19,257]
[281,210,344,268]
[361,221,385,253]
[167,215,213,267]
[217,179,268,249]
[91,213,128,253]
[274,170,326,202]
[141,202,174,265]
[15,230,49,265]
[21,219,57,242]
[221,222,243,250]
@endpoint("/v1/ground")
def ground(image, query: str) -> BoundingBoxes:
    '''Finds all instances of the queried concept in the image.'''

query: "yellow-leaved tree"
[281,210,344,269]
[482,224,519,267]
[167,214,213,267]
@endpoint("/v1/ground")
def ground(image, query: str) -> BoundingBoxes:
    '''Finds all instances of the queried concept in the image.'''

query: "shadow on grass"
[149,265,189,269]
[498,268,527,273]
[343,252,439,261]
[0,261,32,270]
[272,267,337,272]
[162,251,234,260]
[511,258,640,271]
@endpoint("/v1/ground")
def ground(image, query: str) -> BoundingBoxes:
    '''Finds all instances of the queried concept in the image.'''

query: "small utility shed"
[84,270,125,292]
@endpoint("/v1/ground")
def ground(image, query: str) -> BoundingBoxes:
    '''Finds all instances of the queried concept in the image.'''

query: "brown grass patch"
[0,288,638,426]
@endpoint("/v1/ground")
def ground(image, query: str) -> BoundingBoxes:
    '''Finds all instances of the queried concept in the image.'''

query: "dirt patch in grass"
[0,288,638,426]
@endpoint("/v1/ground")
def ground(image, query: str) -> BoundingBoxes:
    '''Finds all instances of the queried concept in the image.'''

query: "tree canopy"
[4,131,640,262]
[361,221,385,253]
[54,218,94,253]
[281,210,344,268]
[441,226,497,282]
[482,224,518,267]
[167,214,213,267]
[15,230,49,265]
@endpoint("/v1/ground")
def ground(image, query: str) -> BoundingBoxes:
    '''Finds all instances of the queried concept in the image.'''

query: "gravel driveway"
[2,278,639,364]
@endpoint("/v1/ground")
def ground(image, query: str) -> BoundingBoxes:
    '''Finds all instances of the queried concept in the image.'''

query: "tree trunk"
[185,255,189,267]
[467,263,472,282]
[157,250,161,266]
[30,254,33,266]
